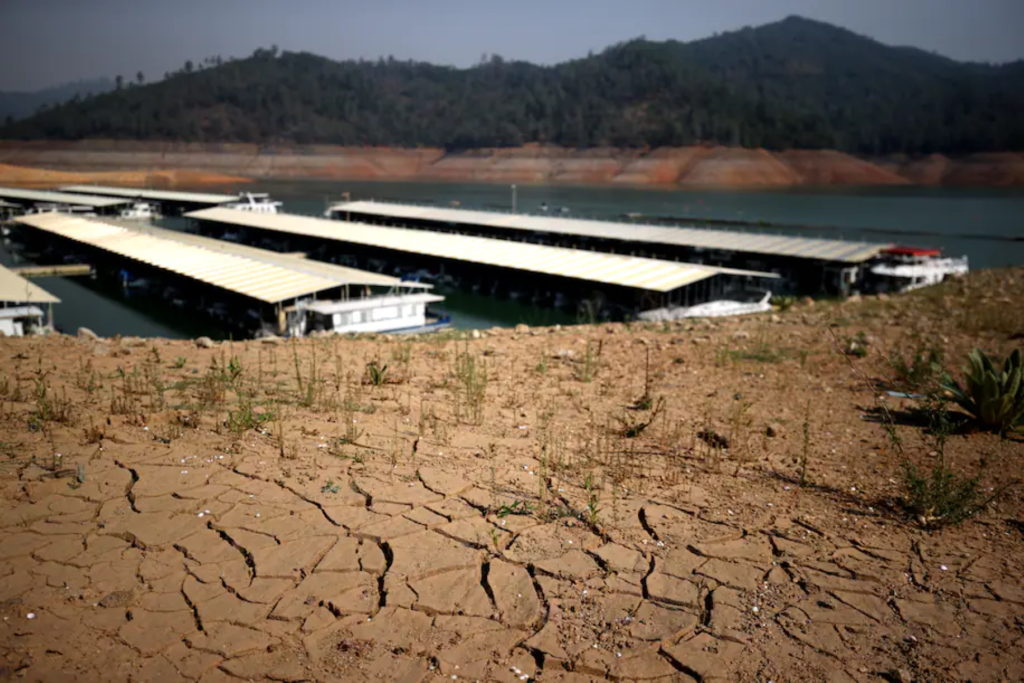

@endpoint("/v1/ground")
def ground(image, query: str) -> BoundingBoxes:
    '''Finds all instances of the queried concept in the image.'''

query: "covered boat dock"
[13,213,432,336]
[0,187,131,215]
[327,200,891,294]
[0,263,60,336]
[185,207,779,317]
[60,185,240,214]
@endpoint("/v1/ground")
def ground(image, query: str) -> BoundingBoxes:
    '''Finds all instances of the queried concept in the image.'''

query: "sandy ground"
[1,141,1022,188]
[0,162,249,189]
[0,269,1022,681]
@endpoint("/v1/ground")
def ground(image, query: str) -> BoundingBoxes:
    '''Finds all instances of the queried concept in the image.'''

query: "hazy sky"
[1,0,1022,91]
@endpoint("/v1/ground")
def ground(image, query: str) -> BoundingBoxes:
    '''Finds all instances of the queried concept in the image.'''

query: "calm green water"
[3,181,1021,337]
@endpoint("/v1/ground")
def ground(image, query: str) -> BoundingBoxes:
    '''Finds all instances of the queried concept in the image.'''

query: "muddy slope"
[1,140,1022,188]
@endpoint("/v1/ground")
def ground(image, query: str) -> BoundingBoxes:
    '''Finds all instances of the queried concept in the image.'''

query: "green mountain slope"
[2,16,1021,154]
[0,78,114,123]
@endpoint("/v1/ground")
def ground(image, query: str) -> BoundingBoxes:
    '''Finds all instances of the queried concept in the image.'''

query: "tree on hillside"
[3,18,1022,154]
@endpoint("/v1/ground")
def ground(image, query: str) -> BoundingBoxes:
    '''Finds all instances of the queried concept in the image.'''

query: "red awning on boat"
[883,246,942,257]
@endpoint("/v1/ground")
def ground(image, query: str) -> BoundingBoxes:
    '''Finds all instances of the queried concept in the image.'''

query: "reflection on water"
[3,181,1022,338]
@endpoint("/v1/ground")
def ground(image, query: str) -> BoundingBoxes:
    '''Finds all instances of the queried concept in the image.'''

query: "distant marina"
[1,180,1021,339]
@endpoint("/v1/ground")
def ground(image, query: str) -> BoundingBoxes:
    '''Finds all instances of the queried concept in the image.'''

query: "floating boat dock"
[60,185,240,214]
[326,200,893,294]
[185,207,779,315]
[0,263,60,336]
[11,264,93,278]
[13,213,438,337]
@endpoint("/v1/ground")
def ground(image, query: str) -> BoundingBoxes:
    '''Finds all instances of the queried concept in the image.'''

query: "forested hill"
[3,16,1022,154]
[0,78,113,123]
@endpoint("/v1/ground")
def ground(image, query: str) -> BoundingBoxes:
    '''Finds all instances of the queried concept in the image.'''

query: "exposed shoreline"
[0,268,1020,680]
[0,140,1022,189]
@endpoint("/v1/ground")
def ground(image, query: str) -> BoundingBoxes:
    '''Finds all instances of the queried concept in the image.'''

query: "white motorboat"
[639,291,772,321]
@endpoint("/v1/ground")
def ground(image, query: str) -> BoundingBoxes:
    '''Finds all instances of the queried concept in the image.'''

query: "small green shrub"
[583,473,601,526]
[616,396,665,438]
[452,347,488,424]
[943,348,1024,434]
[888,344,944,392]
[227,356,243,382]
[901,460,985,529]
[226,398,273,434]
[773,295,798,312]
[843,331,869,358]
[575,340,602,382]
[33,376,73,424]
[496,500,533,517]
[365,360,389,386]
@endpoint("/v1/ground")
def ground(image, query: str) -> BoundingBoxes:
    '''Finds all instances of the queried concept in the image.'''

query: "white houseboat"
[225,193,282,214]
[0,263,59,336]
[286,292,448,336]
[868,247,969,293]
[118,201,159,220]
[0,305,47,336]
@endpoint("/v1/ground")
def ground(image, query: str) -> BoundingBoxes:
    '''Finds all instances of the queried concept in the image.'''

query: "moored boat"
[286,292,449,336]
[119,201,159,220]
[868,246,968,293]
[225,192,282,214]
[638,291,772,321]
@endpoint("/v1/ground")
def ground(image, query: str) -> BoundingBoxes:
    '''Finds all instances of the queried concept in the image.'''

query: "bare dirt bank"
[0,162,249,189]
[0,269,1022,680]
[0,140,1022,188]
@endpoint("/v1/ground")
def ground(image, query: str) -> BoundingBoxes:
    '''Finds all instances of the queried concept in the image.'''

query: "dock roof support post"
[276,303,286,336]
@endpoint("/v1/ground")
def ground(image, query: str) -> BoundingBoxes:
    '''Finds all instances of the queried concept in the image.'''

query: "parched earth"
[0,269,1022,681]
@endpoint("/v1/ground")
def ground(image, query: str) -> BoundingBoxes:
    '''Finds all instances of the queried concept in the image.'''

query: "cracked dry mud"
[1,269,1022,681]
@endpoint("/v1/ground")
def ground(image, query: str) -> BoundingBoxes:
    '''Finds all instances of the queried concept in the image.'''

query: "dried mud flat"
[0,270,1022,682]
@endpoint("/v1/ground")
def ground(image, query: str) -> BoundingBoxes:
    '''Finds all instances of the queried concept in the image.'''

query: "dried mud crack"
[0,268,1022,681]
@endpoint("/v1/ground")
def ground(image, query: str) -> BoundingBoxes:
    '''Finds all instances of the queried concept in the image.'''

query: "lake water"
[3,181,1021,337]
